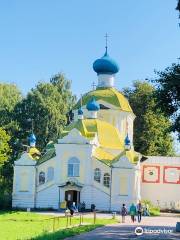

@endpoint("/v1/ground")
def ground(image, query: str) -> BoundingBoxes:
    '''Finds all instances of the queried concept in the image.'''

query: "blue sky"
[0,0,179,98]
[0,0,179,152]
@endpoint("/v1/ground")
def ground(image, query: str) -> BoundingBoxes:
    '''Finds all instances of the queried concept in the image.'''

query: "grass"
[0,210,117,240]
[31,223,105,240]
[149,208,161,216]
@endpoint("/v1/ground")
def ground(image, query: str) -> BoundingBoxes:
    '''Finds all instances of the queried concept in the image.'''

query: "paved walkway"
[65,215,180,240]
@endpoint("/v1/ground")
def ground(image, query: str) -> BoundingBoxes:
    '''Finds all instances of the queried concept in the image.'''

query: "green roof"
[46,141,55,150]
[38,148,56,164]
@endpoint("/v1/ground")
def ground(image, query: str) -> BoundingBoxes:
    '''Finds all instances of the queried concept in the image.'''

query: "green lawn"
[0,211,117,240]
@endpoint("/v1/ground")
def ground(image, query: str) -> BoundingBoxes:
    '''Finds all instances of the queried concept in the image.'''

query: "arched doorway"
[65,190,80,208]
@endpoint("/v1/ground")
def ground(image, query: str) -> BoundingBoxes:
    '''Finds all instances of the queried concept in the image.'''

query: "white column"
[88,111,97,119]
[78,115,84,120]
[98,74,115,88]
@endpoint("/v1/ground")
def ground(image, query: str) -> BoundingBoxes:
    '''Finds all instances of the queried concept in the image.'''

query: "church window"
[103,173,110,188]
[39,171,45,185]
[47,167,54,181]
[94,168,101,182]
[68,157,80,177]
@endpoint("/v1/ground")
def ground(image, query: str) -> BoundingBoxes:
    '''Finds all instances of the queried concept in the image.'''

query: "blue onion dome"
[93,50,119,75]
[86,97,100,111]
[29,133,36,145]
[78,108,83,115]
[124,134,131,146]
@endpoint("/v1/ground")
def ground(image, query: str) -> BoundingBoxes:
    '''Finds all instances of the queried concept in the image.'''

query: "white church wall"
[33,140,94,209]
[141,156,180,210]
[36,184,59,209]
[111,157,140,210]
[92,157,111,194]
[37,158,55,187]
[12,155,36,209]
[91,185,110,210]
[55,143,93,185]
[80,156,111,210]
[111,167,134,210]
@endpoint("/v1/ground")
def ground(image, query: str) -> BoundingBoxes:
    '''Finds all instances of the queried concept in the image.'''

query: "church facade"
[12,48,180,211]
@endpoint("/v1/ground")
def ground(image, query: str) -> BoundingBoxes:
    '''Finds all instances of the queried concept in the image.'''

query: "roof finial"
[92,81,96,90]
[80,94,83,107]
[104,33,109,55]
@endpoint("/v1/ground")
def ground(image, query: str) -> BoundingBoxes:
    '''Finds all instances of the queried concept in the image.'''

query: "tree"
[176,0,180,17]
[0,128,11,209]
[151,63,180,139]
[123,81,174,156]
[0,83,22,160]
[0,128,11,167]
[0,84,21,205]
[15,73,76,149]
[0,83,22,132]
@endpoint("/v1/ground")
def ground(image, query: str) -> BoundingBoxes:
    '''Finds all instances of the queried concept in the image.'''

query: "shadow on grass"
[31,224,103,240]
[0,210,19,215]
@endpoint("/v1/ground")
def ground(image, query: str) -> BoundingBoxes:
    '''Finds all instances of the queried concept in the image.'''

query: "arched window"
[68,157,80,177]
[94,168,101,182]
[47,167,54,182]
[39,171,45,185]
[103,173,110,188]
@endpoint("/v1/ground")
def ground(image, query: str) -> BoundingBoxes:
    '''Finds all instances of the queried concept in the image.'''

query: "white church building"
[12,47,180,211]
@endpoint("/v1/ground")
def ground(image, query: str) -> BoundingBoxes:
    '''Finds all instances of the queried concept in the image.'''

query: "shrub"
[142,199,160,216]
[0,192,12,209]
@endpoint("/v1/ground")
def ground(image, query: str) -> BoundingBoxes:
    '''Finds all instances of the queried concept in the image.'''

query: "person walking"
[129,203,136,223]
[137,201,143,223]
[121,203,128,223]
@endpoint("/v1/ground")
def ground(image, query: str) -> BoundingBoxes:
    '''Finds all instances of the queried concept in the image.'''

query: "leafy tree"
[0,74,75,207]
[123,81,174,156]
[0,128,11,167]
[0,128,11,209]
[0,83,22,130]
[0,83,22,164]
[176,0,180,16]
[0,83,21,205]
[151,63,180,139]
[15,73,76,149]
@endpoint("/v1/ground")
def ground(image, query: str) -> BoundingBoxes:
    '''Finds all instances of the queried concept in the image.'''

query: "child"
[121,203,128,223]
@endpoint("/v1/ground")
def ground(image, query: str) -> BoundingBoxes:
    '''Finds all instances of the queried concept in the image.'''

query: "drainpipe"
[34,166,38,209]
[109,166,113,212]
[58,186,61,211]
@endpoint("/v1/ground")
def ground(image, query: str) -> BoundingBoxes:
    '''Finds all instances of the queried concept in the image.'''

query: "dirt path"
[65,215,180,240]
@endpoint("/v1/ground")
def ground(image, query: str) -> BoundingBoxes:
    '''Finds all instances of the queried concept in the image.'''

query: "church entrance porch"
[65,190,80,208]
[58,181,83,210]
